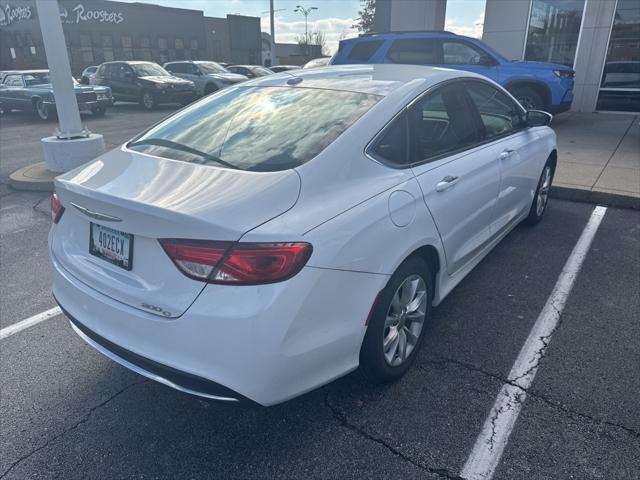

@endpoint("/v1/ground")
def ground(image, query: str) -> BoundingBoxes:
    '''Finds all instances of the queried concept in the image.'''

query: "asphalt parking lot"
[1,106,639,479]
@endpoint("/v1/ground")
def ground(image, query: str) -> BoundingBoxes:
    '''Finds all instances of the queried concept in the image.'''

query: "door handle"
[436,175,460,192]
[499,149,515,160]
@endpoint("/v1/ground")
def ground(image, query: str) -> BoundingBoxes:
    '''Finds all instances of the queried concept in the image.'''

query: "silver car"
[164,61,247,96]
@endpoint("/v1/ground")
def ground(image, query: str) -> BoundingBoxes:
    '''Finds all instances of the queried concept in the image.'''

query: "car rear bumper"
[50,240,387,406]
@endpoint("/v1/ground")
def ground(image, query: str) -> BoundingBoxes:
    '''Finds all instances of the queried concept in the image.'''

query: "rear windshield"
[348,40,384,61]
[128,86,380,172]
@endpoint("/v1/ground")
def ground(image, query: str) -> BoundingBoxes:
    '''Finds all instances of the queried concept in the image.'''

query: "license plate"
[89,223,133,270]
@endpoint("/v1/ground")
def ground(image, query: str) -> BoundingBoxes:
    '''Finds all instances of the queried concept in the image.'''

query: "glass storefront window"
[525,0,585,67]
[597,0,640,112]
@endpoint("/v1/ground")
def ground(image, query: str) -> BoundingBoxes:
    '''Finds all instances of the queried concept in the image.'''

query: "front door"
[409,82,501,275]
[464,80,543,232]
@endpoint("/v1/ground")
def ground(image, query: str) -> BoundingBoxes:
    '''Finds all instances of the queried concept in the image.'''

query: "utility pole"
[262,2,285,66]
[293,5,317,56]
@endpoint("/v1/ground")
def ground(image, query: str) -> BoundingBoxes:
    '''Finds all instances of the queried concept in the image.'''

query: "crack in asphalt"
[421,356,640,440]
[31,194,51,219]
[0,380,146,479]
[323,388,467,480]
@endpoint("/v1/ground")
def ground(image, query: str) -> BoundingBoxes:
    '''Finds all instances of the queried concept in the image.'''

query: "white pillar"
[35,0,84,139]
[35,0,105,173]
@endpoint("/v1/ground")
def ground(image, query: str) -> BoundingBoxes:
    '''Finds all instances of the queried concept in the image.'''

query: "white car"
[49,65,556,406]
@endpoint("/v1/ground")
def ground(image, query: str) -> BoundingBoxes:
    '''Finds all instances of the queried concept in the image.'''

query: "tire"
[34,98,52,121]
[140,90,156,110]
[525,160,554,225]
[510,86,545,111]
[91,106,106,116]
[204,83,218,95]
[360,257,433,383]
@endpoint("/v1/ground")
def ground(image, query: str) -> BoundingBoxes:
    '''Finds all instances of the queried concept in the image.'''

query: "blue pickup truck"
[330,31,575,113]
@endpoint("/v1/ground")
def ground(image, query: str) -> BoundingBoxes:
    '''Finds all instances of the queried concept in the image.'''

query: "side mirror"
[526,110,553,127]
[478,55,496,67]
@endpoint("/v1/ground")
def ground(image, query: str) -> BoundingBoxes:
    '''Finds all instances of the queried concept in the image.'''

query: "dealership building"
[0,0,262,74]
[375,0,639,113]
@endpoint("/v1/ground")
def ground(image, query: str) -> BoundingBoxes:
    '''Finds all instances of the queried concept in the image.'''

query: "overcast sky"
[118,0,487,54]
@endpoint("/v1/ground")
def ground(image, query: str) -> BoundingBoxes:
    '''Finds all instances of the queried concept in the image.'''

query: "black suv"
[92,61,196,110]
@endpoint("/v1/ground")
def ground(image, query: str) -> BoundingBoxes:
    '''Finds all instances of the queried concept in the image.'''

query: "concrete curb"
[551,185,639,210]
[9,162,56,192]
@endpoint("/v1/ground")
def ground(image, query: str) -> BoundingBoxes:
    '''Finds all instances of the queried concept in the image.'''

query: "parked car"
[303,57,330,69]
[80,66,98,85]
[331,31,576,113]
[163,61,247,96]
[270,65,302,73]
[50,65,556,406]
[226,65,274,78]
[92,61,196,110]
[0,69,113,120]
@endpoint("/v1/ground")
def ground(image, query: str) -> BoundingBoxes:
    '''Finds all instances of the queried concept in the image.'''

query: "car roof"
[3,69,48,75]
[245,64,481,96]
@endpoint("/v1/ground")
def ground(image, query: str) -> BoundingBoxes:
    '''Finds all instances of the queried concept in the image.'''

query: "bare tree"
[297,30,329,56]
[352,0,375,33]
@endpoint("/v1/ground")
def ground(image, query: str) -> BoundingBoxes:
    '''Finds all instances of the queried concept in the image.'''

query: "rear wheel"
[360,257,432,382]
[510,86,545,111]
[525,161,554,225]
[140,91,156,110]
[34,99,52,121]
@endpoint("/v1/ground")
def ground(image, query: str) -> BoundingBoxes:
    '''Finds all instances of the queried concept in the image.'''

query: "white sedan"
[49,65,556,406]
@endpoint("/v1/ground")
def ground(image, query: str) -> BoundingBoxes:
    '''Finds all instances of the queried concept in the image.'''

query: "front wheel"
[360,257,432,383]
[525,162,554,225]
[91,106,106,116]
[140,91,156,110]
[510,86,545,111]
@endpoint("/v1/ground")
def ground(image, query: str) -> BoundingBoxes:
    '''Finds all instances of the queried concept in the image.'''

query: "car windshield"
[131,63,169,77]
[128,86,380,172]
[23,73,51,86]
[253,67,273,76]
[197,62,228,74]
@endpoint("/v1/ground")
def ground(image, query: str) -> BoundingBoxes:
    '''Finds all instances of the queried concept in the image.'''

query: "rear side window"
[409,83,481,162]
[387,38,441,65]
[371,112,408,166]
[166,63,185,73]
[465,81,525,139]
[442,41,490,65]
[348,40,384,61]
[128,86,380,172]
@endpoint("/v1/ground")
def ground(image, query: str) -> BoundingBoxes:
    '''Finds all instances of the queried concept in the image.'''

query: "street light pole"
[293,5,317,55]
[34,0,104,173]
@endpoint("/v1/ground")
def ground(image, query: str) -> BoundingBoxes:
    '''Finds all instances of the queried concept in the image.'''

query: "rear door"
[1,74,27,110]
[410,81,501,275]
[464,80,541,233]
[440,39,500,81]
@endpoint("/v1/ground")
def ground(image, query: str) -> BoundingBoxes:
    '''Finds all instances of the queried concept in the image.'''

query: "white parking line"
[460,206,607,480]
[0,306,62,340]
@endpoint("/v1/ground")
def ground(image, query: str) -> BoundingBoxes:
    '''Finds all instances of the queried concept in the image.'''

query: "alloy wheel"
[383,274,427,367]
[142,92,154,109]
[536,165,552,217]
[517,95,536,110]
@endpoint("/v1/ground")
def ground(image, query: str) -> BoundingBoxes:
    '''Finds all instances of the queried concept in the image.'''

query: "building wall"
[482,0,531,61]
[571,0,617,112]
[374,0,446,32]
[0,0,261,74]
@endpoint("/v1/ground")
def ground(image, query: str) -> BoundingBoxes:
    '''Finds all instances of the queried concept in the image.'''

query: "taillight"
[51,193,65,224]
[159,239,312,284]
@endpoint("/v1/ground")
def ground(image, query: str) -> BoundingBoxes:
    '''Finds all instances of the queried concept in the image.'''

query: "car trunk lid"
[51,147,300,318]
